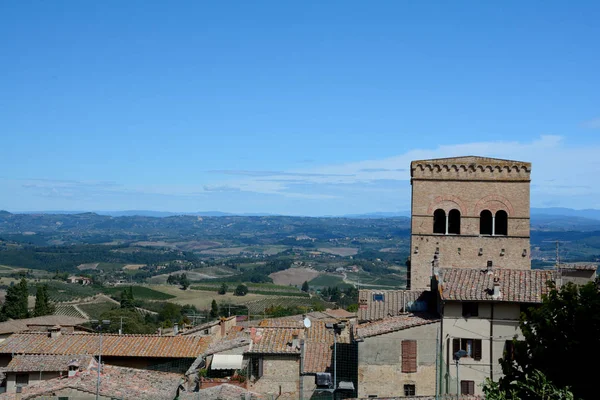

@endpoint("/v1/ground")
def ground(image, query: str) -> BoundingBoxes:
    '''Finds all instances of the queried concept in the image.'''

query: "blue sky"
[1,1,600,216]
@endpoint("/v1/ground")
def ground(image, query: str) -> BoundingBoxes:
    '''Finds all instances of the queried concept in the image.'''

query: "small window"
[404,384,416,396]
[505,340,515,360]
[448,209,461,234]
[453,338,482,361]
[373,293,384,302]
[460,380,475,395]
[15,373,29,386]
[58,397,69,400]
[251,357,263,379]
[462,303,479,318]
[495,210,508,235]
[480,210,493,235]
[433,209,446,234]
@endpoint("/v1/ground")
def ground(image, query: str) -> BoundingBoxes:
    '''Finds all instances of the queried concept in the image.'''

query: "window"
[495,210,508,235]
[373,293,384,302]
[480,210,493,235]
[404,384,416,396]
[453,338,482,361]
[460,380,475,395]
[505,340,515,360]
[448,209,461,234]
[401,340,417,373]
[462,302,479,318]
[251,357,263,379]
[15,373,29,386]
[58,397,69,400]
[433,209,446,234]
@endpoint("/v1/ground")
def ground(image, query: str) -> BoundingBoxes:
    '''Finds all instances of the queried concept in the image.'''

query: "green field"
[97,263,126,272]
[78,301,118,319]
[102,286,176,300]
[308,274,352,288]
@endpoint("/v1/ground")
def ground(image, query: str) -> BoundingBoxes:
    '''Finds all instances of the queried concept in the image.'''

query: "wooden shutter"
[401,340,417,373]
[505,340,515,360]
[460,380,475,395]
[452,338,460,355]
[473,339,482,361]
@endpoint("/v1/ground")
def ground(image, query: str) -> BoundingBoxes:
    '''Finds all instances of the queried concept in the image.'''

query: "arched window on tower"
[495,210,508,236]
[433,209,446,234]
[480,210,493,235]
[448,209,461,234]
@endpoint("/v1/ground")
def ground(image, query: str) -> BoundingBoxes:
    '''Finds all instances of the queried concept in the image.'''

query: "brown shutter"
[401,340,417,373]
[505,340,515,360]
[473,339,482,361]
[460,380,475,395]
[453,338,460,355]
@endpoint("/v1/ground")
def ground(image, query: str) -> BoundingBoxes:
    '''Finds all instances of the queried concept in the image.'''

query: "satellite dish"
[303,317,312,329]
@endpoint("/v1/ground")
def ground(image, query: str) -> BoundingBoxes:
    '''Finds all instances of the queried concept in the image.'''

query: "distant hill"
[531,207,600,221]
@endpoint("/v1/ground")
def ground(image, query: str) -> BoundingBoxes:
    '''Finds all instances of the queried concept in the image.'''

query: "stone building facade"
[409,156,532,290]
[355,314,439,398]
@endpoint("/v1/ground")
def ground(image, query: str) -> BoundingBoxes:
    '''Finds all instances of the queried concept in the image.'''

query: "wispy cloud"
[6,135,600,214]
[581,118,600,129]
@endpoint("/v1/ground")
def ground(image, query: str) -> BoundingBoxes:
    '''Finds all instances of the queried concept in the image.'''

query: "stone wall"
[247,355,300,400]
[357,322,439,398]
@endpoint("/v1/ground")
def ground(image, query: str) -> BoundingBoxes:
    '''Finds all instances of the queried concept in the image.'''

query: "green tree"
[218,283,228,295]
[301,281,309,293]
[209,299,219,319]
[33,284,55,317]
[0,278,30,321]
[99,308,157,334]
[180,273,190,290]
[499,280,600,400]
[234,284,248,296]
[483,370,574,400]
[120,286,135,309]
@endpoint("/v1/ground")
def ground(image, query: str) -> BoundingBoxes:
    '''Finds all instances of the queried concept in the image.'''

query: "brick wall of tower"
[408,158,531,290]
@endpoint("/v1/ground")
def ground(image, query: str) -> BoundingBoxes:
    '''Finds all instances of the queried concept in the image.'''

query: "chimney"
[173,323,179,335]
[492,276,501,299]
[486,260,493,274]
[220,318,226,337]
[49,326,61,339]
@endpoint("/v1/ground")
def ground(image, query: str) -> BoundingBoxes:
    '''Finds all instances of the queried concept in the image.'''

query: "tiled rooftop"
[436,267,557,303]
[358,290,430,321]
[0,332,211,358]
[0,364,182,400]
[5,354,94,372]
[355,313,440,339]
[179,384,264,399]
[0,315,88,335]
[246,319,350,374]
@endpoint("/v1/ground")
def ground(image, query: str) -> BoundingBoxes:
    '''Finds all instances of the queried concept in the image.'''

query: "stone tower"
[408,156,532,290]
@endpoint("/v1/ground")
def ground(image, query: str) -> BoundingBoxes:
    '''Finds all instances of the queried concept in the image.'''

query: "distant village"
[0,157,596,399]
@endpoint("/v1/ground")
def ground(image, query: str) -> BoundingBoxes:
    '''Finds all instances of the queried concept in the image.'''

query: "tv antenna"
[303,316,311,329]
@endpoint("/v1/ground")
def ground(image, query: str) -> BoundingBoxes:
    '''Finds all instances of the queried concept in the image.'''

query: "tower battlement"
[411,156,531,182]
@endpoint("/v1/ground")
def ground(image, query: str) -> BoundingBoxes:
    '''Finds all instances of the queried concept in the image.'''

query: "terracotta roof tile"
[0,332,211,358]
[0,316,88,335]
[246,319,350,374]
[5,354,94,372]
[436,268,556,303]
[358,290,430,321]
[0,364,182,400]
[355,313,440,339]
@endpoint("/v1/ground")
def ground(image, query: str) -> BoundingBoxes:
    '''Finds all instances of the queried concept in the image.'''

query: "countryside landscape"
[0,209,598,331]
